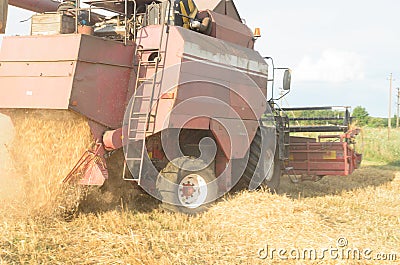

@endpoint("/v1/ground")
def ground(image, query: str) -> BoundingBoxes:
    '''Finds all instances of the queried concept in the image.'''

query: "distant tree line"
[352,106,397,128]
[286,109,348,127]
[285,106,396,128]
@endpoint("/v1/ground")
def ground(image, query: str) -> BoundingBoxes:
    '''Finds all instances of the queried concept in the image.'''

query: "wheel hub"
[182,182,196,198]
[178,174,208,209]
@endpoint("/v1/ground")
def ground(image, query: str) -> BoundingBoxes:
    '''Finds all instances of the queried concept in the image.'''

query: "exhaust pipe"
[0,0,7,34]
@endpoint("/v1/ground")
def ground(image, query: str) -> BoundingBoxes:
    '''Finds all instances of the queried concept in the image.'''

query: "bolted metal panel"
[69,34,136,129]
[0,34,135,128]
[0,34,82,62]
[210,119,258,159]
[207,11,254,49]
[0,35,81,110]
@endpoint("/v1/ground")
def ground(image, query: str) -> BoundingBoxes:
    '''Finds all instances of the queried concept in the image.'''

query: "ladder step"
[129,119,155,125]
[137,78,160,83]
[132,98,152,102]
[125,158,143,161]
[137,48,160,52]
[130,112,156,118]
[130,129,147,133]
[140,61,158,65]
[130,118,147,122]
[138,78,153,82]
[123,178,140,182]
[128,137,144,141]
[135,62,162,68]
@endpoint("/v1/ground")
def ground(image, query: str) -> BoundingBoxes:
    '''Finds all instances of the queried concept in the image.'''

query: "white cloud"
[294,49,365,83]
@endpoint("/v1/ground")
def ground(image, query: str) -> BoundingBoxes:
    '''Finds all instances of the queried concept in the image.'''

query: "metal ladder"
[271,104,290,161]
[280,113,291,160]
[270,106,298,182]
[122,23,167,182]
[275,108,300,182]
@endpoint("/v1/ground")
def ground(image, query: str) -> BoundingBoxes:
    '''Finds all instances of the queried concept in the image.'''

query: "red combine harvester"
[0,0,361,213]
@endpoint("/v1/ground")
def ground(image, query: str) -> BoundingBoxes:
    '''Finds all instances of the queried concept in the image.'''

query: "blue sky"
[235,0,400,118]
[1,0,399,117]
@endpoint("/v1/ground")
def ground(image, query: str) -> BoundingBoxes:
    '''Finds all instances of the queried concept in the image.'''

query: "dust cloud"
[0,113,23,201]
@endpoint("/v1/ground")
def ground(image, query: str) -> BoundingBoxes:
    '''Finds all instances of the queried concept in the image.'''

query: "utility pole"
[397,87,400,128]
[388,73,393,139]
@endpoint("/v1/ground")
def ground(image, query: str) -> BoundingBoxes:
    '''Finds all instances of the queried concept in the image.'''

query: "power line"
[388,73,393,139]
[397,87,400,129]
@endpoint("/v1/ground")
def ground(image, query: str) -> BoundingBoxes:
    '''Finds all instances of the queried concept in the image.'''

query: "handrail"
[68,0,137,44]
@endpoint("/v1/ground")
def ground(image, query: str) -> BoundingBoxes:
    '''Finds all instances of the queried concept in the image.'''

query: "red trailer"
[289,133,362,178]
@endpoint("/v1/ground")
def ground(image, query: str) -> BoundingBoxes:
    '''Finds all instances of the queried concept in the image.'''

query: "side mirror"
[0,0,7,34]
[283,69,292,91]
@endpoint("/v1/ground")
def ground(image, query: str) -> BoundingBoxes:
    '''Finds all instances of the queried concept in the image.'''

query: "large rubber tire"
[262,148,281,193]
[235,128,281,192]
[156,157,218,215]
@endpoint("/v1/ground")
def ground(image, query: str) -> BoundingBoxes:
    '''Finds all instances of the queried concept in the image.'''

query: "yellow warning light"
[254,28,261,38]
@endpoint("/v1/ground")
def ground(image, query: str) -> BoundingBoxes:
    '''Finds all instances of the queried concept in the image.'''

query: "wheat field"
[0,113,399,264]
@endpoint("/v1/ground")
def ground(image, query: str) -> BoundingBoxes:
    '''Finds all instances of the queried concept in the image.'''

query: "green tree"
[368,117,387,128]
[352,106,370,126]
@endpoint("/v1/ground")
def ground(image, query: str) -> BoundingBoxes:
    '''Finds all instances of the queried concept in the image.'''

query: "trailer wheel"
[156,157,217,214]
